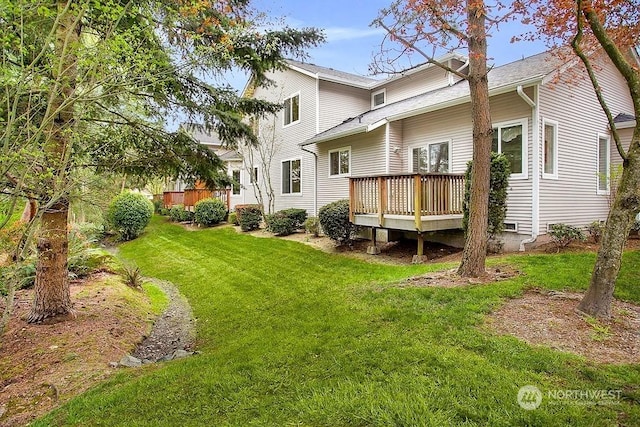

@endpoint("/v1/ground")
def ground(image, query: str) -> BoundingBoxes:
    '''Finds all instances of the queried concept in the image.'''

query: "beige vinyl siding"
[388,121,404,173]
[538,57,634,234]
[316,128,386,208]
[401,90,535,234]
[252,68,319,213]
[318,81,370,132]
[611,128,634,169]
[383,66,453,105]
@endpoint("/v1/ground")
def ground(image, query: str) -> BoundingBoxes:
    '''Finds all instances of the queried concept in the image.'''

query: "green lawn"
[37,217,640,426]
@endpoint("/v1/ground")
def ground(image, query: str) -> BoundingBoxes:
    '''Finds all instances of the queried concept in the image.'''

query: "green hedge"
[236,204,262,231]
[169,205,194,222]
[318,199,357,245]
[194,198,227,226]
[107,192,154,241]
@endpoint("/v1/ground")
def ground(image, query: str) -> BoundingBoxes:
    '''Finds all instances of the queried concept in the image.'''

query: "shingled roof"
[301,50,566,146]
[285,59,379,88]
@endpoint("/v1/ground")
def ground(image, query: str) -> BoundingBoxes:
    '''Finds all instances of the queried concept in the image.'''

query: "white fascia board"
[367,119,388,132]
[299,126,368,146]
[615,120,636,129]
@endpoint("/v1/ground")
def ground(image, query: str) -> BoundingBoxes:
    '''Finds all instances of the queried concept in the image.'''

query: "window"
[250,167,258,185]
[543,120,558,178]
[282,159,301,194]
[411,141,450,173]
[283,93,300,126]
[329,147,351,176]
[372,89,386,108]
[491,119,527,178]
[597,134,610,193]
[232,169,241,195]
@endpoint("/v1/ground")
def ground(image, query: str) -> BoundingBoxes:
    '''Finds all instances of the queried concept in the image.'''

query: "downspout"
[385,122,390,174]
[517,84,540,251]
[301,145,318,216]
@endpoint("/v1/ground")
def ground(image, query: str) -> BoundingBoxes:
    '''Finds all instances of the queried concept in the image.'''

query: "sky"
[224,0,548,91]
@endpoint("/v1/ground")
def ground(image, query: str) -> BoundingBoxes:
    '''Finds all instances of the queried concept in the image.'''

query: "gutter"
[517,84,540,251]
[301,145,318,217]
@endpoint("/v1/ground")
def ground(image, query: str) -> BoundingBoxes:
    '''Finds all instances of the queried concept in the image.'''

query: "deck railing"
[163,188,231,211]
[349,173,465,229]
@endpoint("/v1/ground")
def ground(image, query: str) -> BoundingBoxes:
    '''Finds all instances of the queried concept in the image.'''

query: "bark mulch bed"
[486,290,640,364]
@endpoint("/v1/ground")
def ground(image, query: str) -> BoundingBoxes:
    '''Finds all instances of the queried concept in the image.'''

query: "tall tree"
[531,0,640,318]
[0,0,323,322]
[373,0,527,277]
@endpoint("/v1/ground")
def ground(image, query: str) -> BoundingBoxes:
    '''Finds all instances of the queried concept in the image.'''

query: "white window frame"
[408,139,452,173]
[249,166,259,186]
[231,169,241,195]
[542,118,559,180]
[283,92,300,128]
[372,88,386,109]
[503,222,519,232]
[596,133,610,195]
[492,118,528,180]
[328,146,352,178]
[281,157,302,196]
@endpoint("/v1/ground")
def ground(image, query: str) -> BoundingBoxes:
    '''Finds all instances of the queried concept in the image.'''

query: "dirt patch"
[487,290,640,364]
[399,265,521,288]
[0,274,154,427]
[243,227,462,265]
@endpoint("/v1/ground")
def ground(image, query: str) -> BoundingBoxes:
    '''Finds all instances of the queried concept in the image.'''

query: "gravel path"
[132,279,196,362]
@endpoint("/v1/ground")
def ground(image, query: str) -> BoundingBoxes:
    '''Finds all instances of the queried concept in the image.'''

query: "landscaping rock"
[119,355,142,368]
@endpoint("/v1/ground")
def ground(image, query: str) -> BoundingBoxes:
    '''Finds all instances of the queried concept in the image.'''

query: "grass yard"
[36,217,640,426]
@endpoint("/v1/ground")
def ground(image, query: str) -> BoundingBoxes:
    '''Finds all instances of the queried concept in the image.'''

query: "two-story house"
[237,50,636,251]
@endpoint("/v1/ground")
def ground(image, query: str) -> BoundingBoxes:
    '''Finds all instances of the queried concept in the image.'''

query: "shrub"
[152,199,163,213]
[194,198,227,226]
[120,262,143,289]
[548,223,586,251]
[463,152,510,239]
[304,217,320,237]
[169,205,193,222]
[158,207,170,216]
[228,212,238,225]
[278,208,308,229]
[586,220,604,243]
[236,204,262,231]
[107,192,154,241]
[265,214,295,236]
[318,199,358,245]
[68,225,112,278]
[0,261,36,295]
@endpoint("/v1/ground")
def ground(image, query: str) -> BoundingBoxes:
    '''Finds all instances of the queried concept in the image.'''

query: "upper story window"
[282,159,301,194]
[372,89,386,109]
[411,140,450,173]
[597,134,610,194]
[543,119,558,179]
[329,147,351,177]
[492,118,528,179]
[283,93,300,127]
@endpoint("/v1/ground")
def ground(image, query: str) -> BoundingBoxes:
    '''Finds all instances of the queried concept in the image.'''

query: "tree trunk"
[457,0,492,277]
[28,201,73,323]
[579,129,640,318]
[28,1,78,323]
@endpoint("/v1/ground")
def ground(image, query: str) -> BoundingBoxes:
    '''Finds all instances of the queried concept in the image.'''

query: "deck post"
[349,178,355,222]
[367,227,381,255]
[413,174,422,231]
[378,176,387,227]
[412,232,425,264]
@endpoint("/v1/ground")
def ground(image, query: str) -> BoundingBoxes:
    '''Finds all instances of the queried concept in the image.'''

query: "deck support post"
[367,227,381,255]
[412,232,425,264]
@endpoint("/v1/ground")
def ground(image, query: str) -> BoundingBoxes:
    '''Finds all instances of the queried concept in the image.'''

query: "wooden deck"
[349,173,465,232]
